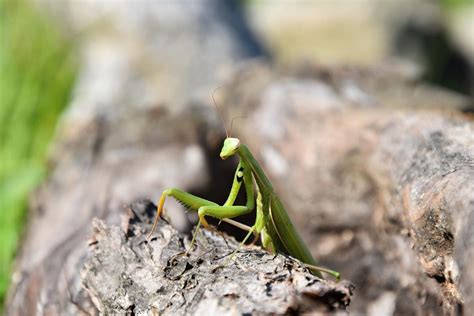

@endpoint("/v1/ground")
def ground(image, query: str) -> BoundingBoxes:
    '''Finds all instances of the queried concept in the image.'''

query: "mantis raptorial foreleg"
[147,188,217,240]
[147,161,255,248]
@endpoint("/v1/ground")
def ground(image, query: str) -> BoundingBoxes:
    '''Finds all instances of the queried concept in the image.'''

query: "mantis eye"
[225,137,240,149]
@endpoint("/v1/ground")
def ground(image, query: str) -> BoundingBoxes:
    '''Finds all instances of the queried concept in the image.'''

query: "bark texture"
[81,201,353,315]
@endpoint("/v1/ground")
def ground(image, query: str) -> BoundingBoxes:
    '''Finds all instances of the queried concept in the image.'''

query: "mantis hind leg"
[304,263,341,281]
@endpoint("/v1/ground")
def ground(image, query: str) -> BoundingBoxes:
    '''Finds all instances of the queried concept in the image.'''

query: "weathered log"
[8,62,472,314]
[221,63,473,314]
[81,200,353,314]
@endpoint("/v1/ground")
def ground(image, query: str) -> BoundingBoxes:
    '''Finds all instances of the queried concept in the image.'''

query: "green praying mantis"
[147,100,340,280]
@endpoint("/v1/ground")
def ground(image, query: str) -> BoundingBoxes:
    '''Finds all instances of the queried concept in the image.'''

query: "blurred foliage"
[440,0,473,10]
[0,0,77,310]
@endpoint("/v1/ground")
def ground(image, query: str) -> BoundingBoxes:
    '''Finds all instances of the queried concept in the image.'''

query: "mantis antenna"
[212,87,229,138]
[229,115,247,137]
[211,87,247,138]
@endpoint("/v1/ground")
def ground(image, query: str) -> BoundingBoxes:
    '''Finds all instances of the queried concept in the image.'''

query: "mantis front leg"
[147,161,255,243]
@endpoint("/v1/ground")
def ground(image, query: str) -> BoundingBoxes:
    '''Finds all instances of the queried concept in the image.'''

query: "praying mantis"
[147,104,340,280]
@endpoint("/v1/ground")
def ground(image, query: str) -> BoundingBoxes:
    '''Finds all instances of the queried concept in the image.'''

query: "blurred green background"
[0,0,77,310]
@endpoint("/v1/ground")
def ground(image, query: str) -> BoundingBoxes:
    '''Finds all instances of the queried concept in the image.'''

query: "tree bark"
[222,63,473,315]
[81,201,353,314]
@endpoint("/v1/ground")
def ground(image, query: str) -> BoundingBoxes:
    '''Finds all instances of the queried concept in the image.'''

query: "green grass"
[0,0,77,310]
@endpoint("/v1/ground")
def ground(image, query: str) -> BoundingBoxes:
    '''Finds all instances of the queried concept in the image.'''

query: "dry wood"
[81,200,353,315]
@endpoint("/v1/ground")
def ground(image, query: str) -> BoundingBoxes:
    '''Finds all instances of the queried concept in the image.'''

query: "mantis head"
[220,137,240,160]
